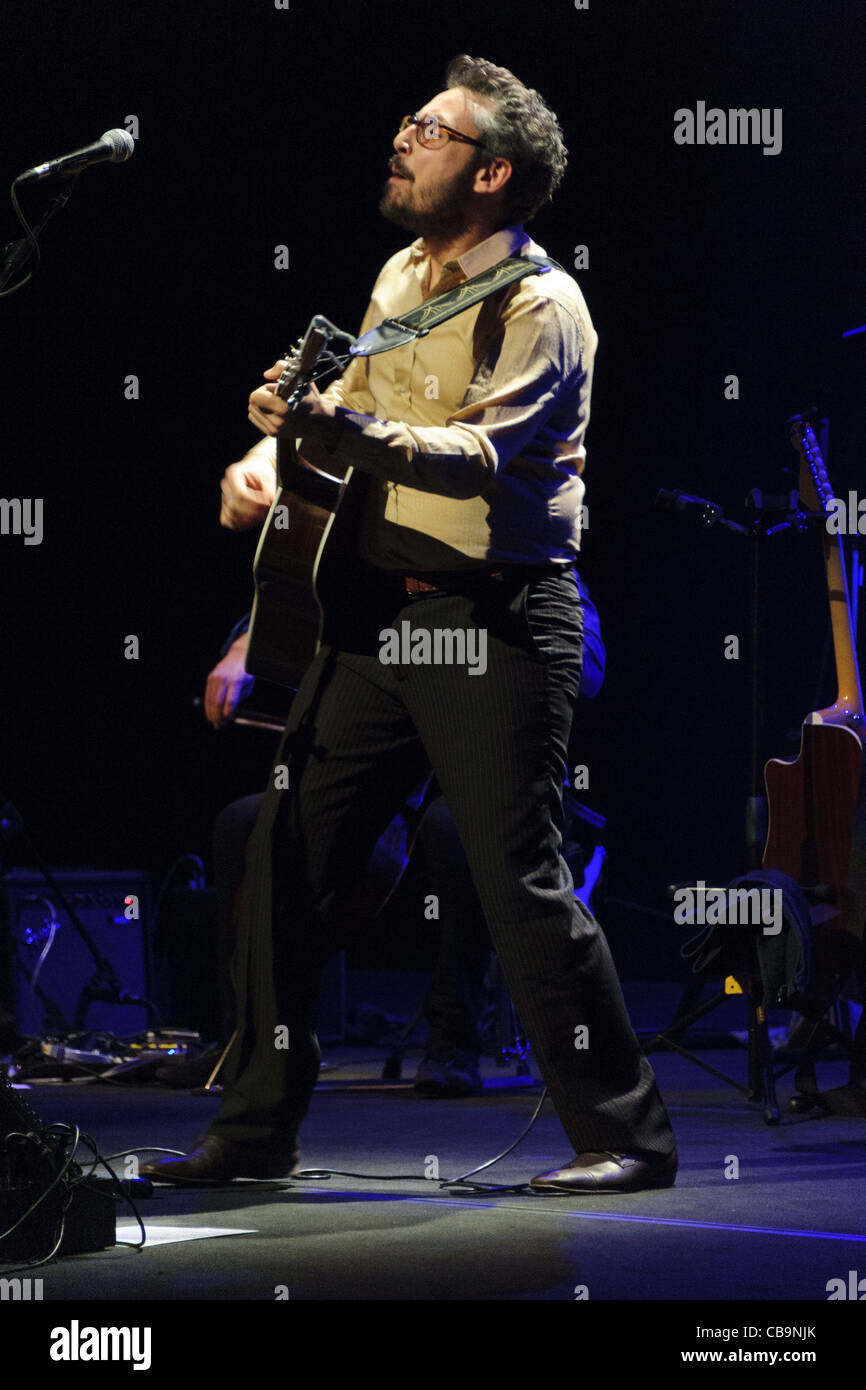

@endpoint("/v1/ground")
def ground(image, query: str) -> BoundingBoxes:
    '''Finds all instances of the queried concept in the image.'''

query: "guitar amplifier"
[1,870,151,1038]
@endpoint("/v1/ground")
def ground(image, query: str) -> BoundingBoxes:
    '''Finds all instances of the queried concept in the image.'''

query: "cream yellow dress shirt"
[322,224,597,572]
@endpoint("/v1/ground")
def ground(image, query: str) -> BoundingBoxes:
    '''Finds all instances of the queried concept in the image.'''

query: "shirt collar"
[409,225,530,278]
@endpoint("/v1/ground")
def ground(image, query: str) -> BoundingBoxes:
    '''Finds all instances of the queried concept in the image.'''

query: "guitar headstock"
[274,314,345,406]
[788,411,833,515]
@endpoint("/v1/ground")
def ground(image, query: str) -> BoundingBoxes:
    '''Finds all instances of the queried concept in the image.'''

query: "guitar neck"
[823,527,864,720]
[791,414,865,729]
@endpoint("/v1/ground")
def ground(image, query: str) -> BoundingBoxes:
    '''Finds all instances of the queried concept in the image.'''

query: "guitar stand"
[779,946,866,1115]
[644,961,782,1124]
[646,887,864,1124]
[653,465,863,1124]
[781,1012,853,1114]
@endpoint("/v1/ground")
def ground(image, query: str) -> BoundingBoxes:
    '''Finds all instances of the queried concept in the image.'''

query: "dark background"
[1,0,864,981]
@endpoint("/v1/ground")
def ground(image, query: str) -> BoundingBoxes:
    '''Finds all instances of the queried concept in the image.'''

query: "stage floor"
[7,1042,865,1308]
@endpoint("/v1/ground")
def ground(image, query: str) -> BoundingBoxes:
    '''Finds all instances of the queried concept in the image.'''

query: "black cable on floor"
[94,1088,567,1200]
[293,1087,552,1194]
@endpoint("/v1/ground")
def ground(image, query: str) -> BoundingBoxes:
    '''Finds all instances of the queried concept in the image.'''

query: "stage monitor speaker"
[2,869,151,1037]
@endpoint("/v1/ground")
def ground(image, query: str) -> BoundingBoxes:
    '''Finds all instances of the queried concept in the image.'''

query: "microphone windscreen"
[100,128,135,162]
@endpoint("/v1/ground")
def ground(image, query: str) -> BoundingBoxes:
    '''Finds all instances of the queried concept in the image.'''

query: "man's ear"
[474,157,512,195]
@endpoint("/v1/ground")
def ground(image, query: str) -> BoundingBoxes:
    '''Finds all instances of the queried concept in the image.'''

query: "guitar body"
[763,721,863,932]
[247,448,349,687]
[245,315,357,688]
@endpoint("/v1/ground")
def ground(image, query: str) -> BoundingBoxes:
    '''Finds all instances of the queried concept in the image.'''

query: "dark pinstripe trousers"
[209,566,676,1160]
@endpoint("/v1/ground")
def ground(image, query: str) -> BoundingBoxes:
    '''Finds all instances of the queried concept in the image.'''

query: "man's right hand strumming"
[219,449,277,530]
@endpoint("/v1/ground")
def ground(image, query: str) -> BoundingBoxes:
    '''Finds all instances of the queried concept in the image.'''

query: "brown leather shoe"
[530,1149,678,1193]
[139,1135,300,1185]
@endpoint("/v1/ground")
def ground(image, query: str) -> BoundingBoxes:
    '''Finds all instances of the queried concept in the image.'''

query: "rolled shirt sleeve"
[330,292,591,501]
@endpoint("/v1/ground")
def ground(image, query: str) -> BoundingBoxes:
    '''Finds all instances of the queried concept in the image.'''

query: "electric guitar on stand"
[763,412,865,956]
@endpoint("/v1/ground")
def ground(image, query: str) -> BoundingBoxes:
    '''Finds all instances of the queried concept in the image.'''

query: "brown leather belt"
[400,566,558,598]
[402,572,505,597]
[403,576,444,596]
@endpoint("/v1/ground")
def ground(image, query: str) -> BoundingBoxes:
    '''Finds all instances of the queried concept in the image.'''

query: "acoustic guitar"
[762,412,865,942]
[246,315,354,688]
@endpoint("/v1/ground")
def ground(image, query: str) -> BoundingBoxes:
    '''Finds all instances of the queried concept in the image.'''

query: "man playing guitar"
[143,55,677,1192]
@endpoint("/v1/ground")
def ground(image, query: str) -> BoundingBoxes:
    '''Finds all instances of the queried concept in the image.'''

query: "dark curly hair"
[444,54,567,225]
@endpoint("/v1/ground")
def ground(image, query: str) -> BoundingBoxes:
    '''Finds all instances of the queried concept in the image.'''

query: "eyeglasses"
[398,113,485,150]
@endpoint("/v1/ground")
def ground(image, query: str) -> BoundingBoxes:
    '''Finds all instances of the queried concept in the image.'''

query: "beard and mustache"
[378,157,484,239]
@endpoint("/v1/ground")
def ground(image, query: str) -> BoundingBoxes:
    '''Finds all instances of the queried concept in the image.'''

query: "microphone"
[655,488,723,527]
[17,128,135,183]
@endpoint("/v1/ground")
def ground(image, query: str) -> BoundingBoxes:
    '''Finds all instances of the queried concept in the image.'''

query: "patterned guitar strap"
[348,254,561,358]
